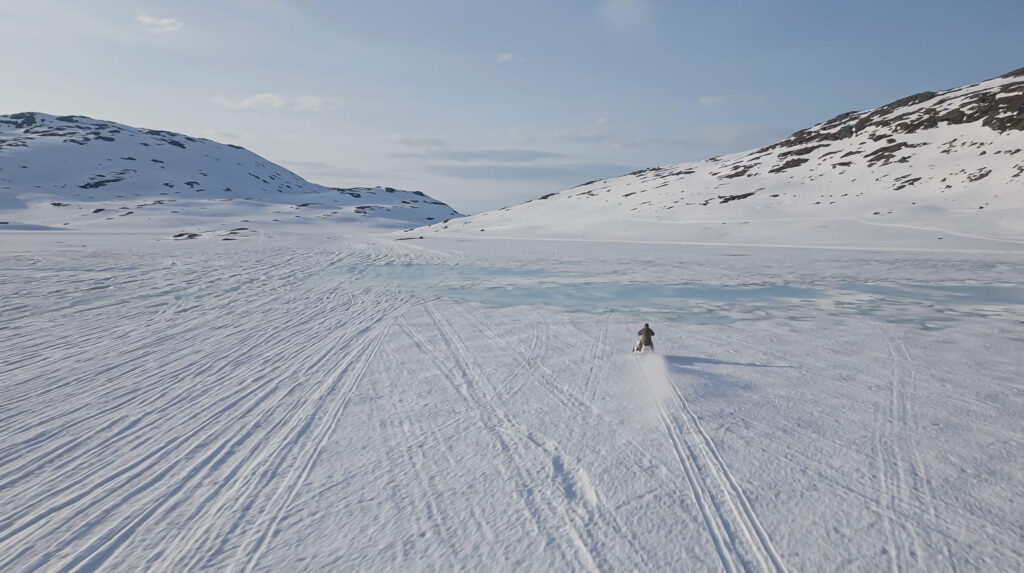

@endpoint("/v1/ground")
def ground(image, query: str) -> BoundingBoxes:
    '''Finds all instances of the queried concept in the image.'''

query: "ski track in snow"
[2,233,1023,571]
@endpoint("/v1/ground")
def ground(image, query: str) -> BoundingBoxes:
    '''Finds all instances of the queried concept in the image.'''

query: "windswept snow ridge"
[0,112,461,235]
[418,67,1024,247]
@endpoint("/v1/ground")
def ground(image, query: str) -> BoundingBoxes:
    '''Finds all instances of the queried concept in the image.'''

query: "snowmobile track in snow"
[0,244,422,572]
[3,235,1023,571]
[417,304,605,570]
[867,318,959,573]
[636,354,788,573]
[455,306,659,570]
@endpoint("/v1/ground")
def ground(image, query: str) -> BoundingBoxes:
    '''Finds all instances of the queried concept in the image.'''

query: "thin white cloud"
[497,117,614,145]
[291,95,334,111]
[396,148,563,163]
[134,14,183,34]
[497,53,515,63]
[199,128,242,141]
[215,94,284,109]
[280,160,381,180]
[427,162,637,183]
[492,121,791,159]
[383,135,559,163]
[627,125,794,154]
[383,135,446,148]
[699,95,764,108]
[213,94,339,112]
[598,0,650,30]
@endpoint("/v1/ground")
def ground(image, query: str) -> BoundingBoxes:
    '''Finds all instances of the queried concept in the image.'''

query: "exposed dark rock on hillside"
[764,72,1024,157]
[417,66,1024,243]
[1,112,462,231]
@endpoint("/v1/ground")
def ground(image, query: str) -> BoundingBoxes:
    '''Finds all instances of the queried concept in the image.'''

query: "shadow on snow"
[665,355,789,369]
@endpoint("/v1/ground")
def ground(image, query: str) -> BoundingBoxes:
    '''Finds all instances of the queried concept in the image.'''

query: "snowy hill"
[0,112,461,237]
[419,67,1024,249]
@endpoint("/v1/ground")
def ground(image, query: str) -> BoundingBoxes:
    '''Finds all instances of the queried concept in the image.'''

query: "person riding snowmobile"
[635,323,654,352]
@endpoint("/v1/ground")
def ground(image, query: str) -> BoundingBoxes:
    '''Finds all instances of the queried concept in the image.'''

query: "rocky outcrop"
[762,70,1024,158]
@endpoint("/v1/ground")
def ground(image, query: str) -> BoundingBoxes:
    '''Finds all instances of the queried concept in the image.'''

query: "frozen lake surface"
[359,238,1024,328]
[2,231,1022,571]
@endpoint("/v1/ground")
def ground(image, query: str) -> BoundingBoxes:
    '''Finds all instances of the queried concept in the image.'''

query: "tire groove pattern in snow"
[894,340,959,573]
[457,306,658,570]
[867,318,961,572]
[0,243,420,572]
[238,304,409,573]
[664,370,789,573]
[636,354,789,573]
[198,293,416,569]
[464,308,725,570]
[866,319,917,572]
[727,405,1017,566]
[636,355,739,573]
[391,321,501,556]
[462,310,643,455]
[421,303,604,571]
[400,308,582,569]
[159,296,414,573]
[0,288,354,536]
[1,365,294,570]
[9,374,290,572]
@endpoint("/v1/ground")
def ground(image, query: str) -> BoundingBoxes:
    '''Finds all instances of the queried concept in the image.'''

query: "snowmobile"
[633,339,653,353]
[633,323,655,353]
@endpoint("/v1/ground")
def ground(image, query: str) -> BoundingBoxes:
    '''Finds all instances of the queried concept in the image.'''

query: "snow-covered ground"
[2,228,1022,572]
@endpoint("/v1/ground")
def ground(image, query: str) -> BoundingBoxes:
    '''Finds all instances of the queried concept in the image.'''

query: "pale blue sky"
[2,0,1021,213]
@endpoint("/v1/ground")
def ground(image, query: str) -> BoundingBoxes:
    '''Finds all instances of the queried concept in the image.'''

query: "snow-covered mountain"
[420,67,1024,248]
[0,112,460,237]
